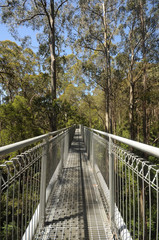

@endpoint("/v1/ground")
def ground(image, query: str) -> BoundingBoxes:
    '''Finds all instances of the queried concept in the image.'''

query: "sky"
[0,22,73,56]
[0,23,40,52]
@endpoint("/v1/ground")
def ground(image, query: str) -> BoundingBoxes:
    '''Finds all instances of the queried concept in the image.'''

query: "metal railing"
[0,125,75,240]
[81,125,159,240]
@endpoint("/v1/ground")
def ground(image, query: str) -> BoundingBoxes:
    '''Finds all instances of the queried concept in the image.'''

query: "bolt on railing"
[0,125,75,240]
[81,125,159,240]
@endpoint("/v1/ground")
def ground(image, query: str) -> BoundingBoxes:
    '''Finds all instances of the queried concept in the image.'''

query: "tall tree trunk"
[103,1,112,133]
[140,0,147,144]
[49,0,57,131]
[108,49,112,133]
[139,2,148,239]
[129,48,135,140]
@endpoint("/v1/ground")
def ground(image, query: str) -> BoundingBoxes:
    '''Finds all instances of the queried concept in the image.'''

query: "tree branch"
[0,2,10,7]
[39,0,51,29]
[54,0,68,18]
[0,71,14,76]
[23,0,28,7]
[0,5,8,7]
[18,13,45,24]
[81,42,103,52]
[152,137,159,144]
[83,6,103,21]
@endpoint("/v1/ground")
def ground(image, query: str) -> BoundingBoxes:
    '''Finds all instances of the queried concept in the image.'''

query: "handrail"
[0,126,69,156]
[0,125,76,240]
[82,125,159,240]
[91,128,159,158]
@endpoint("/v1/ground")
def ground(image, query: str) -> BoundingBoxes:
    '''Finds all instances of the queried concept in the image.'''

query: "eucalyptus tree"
[118,1,142,140]
[137,0,159,144]
[0,95,42,146]
[69,0,122,133]
[118,0,159,142]
[119,2,159,237]
[0,0,71,130]
[0,40,39,102]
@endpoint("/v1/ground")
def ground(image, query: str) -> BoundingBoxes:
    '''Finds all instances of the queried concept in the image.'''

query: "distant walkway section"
[35,129,112,240]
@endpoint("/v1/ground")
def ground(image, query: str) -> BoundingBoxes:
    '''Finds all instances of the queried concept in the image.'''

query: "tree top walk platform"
[0,125,159,239]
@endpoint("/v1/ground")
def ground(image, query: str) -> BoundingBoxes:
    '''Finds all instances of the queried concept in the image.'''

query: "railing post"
[84,127,85,144]
[89,131,91,160]
[90,131,94,168]
[81,125,84,142]
[0,170,2,239]
[64,130,69,161]
[109,136,115,230]
[86,129,89,157]
[61,132,64,169]
[87,130,90,160]
[39,137,49,228]
[88,130,92,161]
[89,131,92,162]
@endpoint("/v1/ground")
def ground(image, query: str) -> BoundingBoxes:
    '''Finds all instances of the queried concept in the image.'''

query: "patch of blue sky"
[0,23,39,52]
[0,22,73,57]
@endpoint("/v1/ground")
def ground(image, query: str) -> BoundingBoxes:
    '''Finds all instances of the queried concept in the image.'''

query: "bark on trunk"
[129,49,135,140]
[49,0,57,131]
[103,1,112,133]
[139,2,148,238]
[140,0,147,144]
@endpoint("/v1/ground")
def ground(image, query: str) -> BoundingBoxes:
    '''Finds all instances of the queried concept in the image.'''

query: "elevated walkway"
[1,125,158,240]
[35,129,112,239]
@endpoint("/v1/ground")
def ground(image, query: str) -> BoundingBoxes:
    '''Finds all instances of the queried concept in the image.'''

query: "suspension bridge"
[0,125,159,239]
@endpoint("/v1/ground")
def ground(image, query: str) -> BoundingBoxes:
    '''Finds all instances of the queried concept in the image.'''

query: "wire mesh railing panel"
[0,125,76,240]
[83,126,159,240]
[47,136,62,186]
[0,144,43,240]
[93,134,109,187]
[113,144,159,240]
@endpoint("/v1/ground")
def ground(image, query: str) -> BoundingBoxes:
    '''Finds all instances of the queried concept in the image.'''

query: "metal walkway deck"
[35,129,112,240]
[1,125,159,239]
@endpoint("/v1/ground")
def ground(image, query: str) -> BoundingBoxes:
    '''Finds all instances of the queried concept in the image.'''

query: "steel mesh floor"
[35,129,112,240]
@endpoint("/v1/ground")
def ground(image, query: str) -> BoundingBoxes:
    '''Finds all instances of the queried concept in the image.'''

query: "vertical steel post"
[87,130,89,157]
[91,131,94,169]
[39,137,49,228]
[0,170,2,239]
[157,170,159,240]
[89,131,91,161]
[80,124,82,140]
[109,136,115,230]
[61,132,64,169]
[64,130,69,161]
[82,125,84,142]
[89,131,92,163]
[64,132,66,161]
[87,130,89,159]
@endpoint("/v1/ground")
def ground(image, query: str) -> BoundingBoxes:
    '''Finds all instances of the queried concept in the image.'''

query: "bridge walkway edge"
[35,128,112,240]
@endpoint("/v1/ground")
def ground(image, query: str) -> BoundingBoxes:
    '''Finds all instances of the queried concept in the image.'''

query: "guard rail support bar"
[39,137,49,228]
[109,136,115,230]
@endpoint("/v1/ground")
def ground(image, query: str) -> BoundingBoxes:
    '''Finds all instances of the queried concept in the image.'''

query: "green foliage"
[0,96,42,146]
[0,40,39,101]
